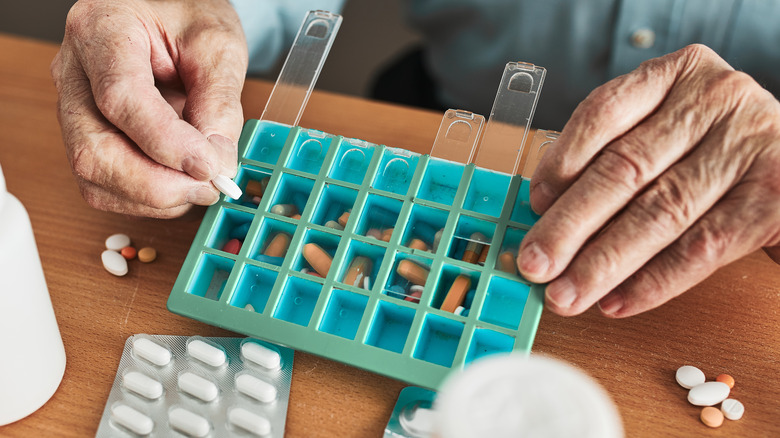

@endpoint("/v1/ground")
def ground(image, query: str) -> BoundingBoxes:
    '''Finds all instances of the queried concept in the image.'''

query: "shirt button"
[630,28,656,49]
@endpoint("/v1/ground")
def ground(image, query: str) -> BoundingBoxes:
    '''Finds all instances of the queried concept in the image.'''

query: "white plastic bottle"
[0,163,66,425]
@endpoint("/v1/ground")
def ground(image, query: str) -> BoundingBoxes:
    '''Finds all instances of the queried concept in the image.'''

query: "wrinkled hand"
[519,44,780,318]
[51,0,248,217]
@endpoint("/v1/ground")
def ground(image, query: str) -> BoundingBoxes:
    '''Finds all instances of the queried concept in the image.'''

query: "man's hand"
[51,0,248,218]
[519,44,780,317]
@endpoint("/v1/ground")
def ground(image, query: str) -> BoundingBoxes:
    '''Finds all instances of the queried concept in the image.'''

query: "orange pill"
[701,406,724,428]
[381,228,394,242]
[498,251,518,274]
[263,232,291,258]
[396,260,429,285]
[338,212,350,227]
[138,247,157,263]
[408,238,429,251]
[477,245,489,265]
[343,256,373,288]
[222,238,241,255]
[462,232,487,264]
[120,246,137,260]
[291,214,302,220]
[716,374,735,389]
[302,243,332,277]
[245,179,266,198]
[441,275,472,313]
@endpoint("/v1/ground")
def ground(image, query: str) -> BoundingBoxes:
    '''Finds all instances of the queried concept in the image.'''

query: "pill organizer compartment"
[478,275,531,330]
[229,165,274,208]
[294,228,340,274]
[430,264,480,314]
[366,300,416,354]
[188,253,234,301]
[311,183,358,227]
[465,328,516,363]
[496,226,527,274]
[231,264,279,313]
[285,128,335,175]
[244,121,292,164]
[355,194,403,238]
[384,251,434,302]
[328,138,376,185]
[509,179,539,227]
[249,217,298,266]
[413,314,464,367]
[318,288,369,340]
[337,239,386,290]
[446,215,496,263]
[273,276,323,326]
[208,207,255,253]
[267,173,315,218]
[463,168,512,218]
[416,158,465,207]
[402,204,448,253]
[373,148,420,196]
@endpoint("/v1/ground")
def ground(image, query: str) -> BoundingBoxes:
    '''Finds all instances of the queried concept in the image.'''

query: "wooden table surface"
[1,34,778,437]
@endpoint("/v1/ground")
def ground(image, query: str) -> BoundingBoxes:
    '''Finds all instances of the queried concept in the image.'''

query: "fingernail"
[187,186,218,206]
[598,292,624,316]
[182,156,212,180]
[546,277,577,309]
[208,134,238,176]
[518,242,550,277]
[530,181,556,214]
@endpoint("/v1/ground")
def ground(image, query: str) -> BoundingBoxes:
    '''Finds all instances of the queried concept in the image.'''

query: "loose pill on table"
[263,232,291,258]
[271,204,298,217]
[138,247,157,263]
[302,243,333,277]
[720,398,744,420]
[397,260,429,285]
[343,256,373,287]
[236,373,277,403]
[688,381,730,406]
[229,407,272,437]
[325,220,345,230]
[408,238,429,251]
[187,339,227,367]
[123,371,163,400]
[222,238,241,255]
[169,407,211,438]
[178,372,218,402]
[120,246,137,260]
[106,233,131,251]
[132,337,171,366]
[441,275,472,313]
[212,174,243,200]
[102,250,128,276]
[338,211,350,227]
[498,251,518,274]
[716,374,735,389]
[111,404,154,436]
[242,341,281,370]
[700,406,724,428]
[676,365,706,389]
[462,232,487,264]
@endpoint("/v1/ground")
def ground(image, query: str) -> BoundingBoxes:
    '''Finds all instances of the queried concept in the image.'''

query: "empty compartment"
[416,158,464,206]
[267,173,315,219]
[365,300,415,354]
[337,240,386,290]
[479,276,531,330]
[228,166,273,208]
[230,264,279,313]
[208,207,255,254]
[285,129,334,175]
[311,183,358,228]
[383,252,432,303]
[328,138,376,185]
[413,314,464,368]
[372,148,420,195]
[249,217,297,266]
[318,289,369,340]
[463,168,512,217]
[244,122,292,164]
[355,194,402,240]
[431,264,480,316]
[187,253,234,301]
[510,178,540,226]
[401,204,448,253]
[465,328,515,364]
[494,227,527,275]
[273,276,322,327]
[447,215,496,265]
[293,228,341,279]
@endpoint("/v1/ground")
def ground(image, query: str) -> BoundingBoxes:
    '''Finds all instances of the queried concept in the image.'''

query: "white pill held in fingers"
[688,381,730,406]
[123,371,163,400]
[111,404,154,435]
[721,398,744,420]
[102,250,128,276]
[212,174,243,200]
[676,365,705,389]
[241,342,281,370]
[169,407,211,437]
[105,233,131,251]
[236,373,277,403]
[178,372,218,402]
[132,337,171,366]
[187,339,227,367]
[229,407,271,436]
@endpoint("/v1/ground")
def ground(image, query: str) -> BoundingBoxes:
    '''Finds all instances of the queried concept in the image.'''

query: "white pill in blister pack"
[169,407,211,437]
[188,339,227,367]
[132,336,171,366]
[123,371,163,400]
[229,407,272,436]
[111,404,154,435]
[236,373,277,403]
[179,372,219,402]
[242,341,282,370]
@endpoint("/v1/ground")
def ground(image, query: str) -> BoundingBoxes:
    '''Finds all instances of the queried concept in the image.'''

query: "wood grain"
[1,34,778,437]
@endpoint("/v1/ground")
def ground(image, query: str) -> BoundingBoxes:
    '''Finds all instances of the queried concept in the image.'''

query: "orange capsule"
[396,260,429,285]
[245,179,266,198]
[381,228,394,242]
[441,275,471,313]
[120,246,137,260]
[342,256,373,288]
[338,212,350,227]
[716,374,735,389]
[408,238,429,251]
[302,243,332,277]
[291,214,302,220]
[462,232,487,264]
[477,245,489,265]
[263,232,291,258]
[498,251,518,275]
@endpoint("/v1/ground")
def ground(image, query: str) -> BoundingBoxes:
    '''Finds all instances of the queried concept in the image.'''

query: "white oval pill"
[102,250,128,276]
[688,381,730,406]
[229,407,271,436]
[178,372,218,402]
[242,341,281,370]
[721,398,744,420]
[111,404,154,435]
[106,233,131,251]
[132,337,171,366]
[169,407,210,437]
[212,174,243,200]
[236,373,277,403]
[123,371,163,400]
[187,339,227,367]
[676,365,706,389]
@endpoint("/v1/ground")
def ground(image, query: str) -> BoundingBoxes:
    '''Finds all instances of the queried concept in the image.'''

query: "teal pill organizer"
[168,11,558,390]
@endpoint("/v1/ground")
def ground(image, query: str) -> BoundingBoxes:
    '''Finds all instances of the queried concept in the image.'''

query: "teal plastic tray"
[168,119,544,389]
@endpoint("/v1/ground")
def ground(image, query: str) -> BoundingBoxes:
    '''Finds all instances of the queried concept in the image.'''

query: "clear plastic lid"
[429,109,485,164]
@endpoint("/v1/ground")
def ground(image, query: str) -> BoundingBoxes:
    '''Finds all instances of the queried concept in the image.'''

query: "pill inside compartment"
[284,128,334,175]
[383,252,433,304]
[447,215,496,266]
[328,137,376,185]
[249,217,297,267]
[310,183,358,229]
[267,173,315,219]
[478,275,532,330]
[372,148,420,196]
[355,194,402,242]
[207,207,255,255]
[463,167,512,218]
[228,166,273,208]
[294,228,340,278]
[495,227,527,275]
[401,204,448,253]
[243,121,292,165]
[417,157,466,207]
[337,240,385,291]
[431,265,480,317]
